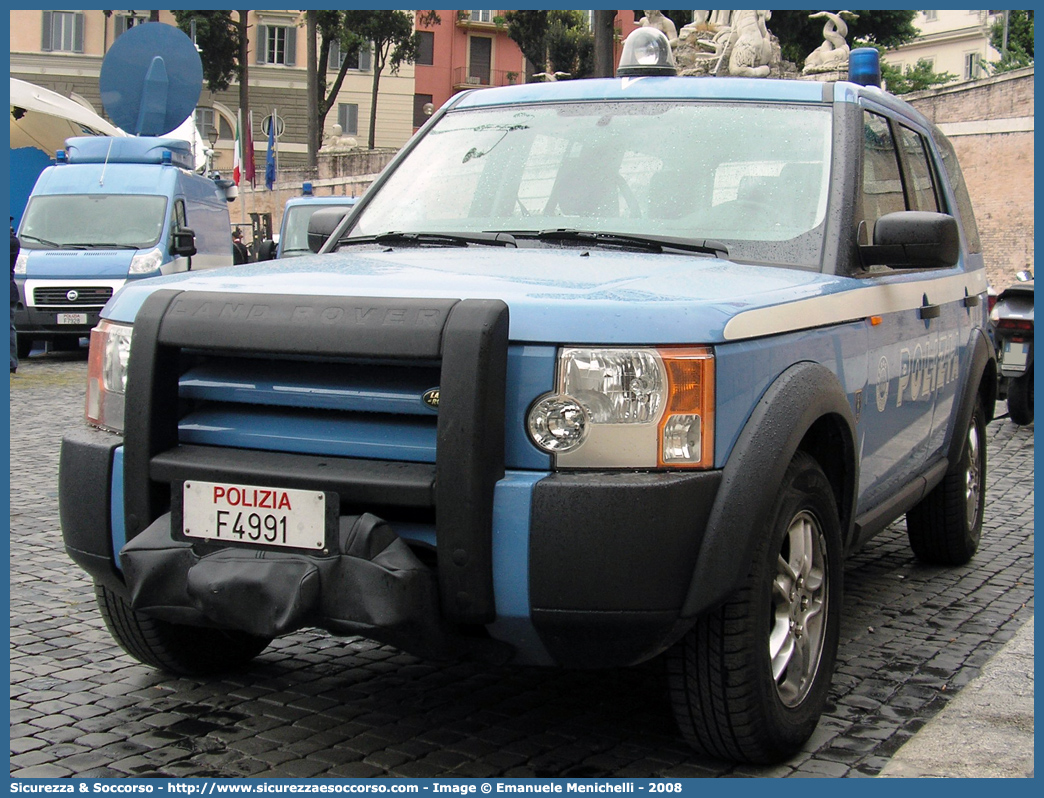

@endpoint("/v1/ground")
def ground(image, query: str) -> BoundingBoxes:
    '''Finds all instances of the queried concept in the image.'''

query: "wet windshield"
[20,194,167,249]
[349,101,833,267]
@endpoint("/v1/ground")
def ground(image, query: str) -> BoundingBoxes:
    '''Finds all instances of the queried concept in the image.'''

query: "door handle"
[919,303,941,320]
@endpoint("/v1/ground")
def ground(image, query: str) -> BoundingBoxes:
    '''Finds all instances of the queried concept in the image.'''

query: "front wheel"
[95,584,272,676]
[1007,367,1033,425]
[906,398,986,565]
[665,452,842,764]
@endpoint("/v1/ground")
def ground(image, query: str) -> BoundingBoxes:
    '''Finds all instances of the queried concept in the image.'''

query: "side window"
[173,200,188,233]
[896,125,939,212]
[859,112,905,243]
[933,131,983,254]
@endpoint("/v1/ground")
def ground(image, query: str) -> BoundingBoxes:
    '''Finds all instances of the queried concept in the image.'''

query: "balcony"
[453,67,523,90]
[455,10,505,30]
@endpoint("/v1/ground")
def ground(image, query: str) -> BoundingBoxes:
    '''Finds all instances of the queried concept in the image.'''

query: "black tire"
[1007,368,1033,425]
[906,399,986,565]
[95,583,272,676]
[665,452,842,764]
[16,334,32,360]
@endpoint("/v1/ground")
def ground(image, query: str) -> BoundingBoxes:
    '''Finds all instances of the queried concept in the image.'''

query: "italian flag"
[232,110,242,186]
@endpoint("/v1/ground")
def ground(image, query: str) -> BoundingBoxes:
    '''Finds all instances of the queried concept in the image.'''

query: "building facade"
[882,10,1003,84]
[9,9,417,175]
[413,10,640,131]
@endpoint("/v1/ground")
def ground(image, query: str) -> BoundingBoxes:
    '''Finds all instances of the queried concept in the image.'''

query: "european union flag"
[265,111,276,190]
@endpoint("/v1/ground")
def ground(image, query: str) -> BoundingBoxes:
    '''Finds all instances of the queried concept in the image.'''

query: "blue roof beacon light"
[161,150,172,165]
[302,182,314,196]
[55,150,67,163]
[617,27,678,77]
[848,47,882,88]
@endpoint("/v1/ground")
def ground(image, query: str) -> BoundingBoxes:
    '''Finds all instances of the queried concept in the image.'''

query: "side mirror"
[171,228,197,258]
[859,211,959,270]
[307,208,350,253]
[256,239,277,261]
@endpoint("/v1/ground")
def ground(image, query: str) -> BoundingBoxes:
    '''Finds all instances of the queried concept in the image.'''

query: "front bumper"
[60,426,723,668]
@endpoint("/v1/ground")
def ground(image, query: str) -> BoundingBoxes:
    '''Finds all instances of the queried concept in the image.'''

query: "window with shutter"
[338,103,359,136]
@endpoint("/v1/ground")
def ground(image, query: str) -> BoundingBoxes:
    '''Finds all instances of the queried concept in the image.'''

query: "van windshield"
[348,101,833,267]
[20,194,168,249]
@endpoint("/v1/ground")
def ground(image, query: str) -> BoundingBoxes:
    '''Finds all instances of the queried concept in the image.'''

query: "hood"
[24,248,139,279]
[104,247,849,344]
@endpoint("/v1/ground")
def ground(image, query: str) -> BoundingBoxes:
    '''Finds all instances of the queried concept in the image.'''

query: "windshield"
[349,101,833,267]
[20,194,168,249]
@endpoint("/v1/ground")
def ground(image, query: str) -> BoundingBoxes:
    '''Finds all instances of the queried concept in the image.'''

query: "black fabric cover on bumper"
[120,512,453,659]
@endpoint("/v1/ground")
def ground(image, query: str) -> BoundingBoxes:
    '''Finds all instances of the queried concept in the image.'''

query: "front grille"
[122,289,509,623]
[34,286,113,307]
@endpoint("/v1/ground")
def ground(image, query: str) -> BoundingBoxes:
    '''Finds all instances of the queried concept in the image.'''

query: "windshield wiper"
[513,229,728,257]
[340,231,518,248]
[19,234,61,247]
[80,243,139,250]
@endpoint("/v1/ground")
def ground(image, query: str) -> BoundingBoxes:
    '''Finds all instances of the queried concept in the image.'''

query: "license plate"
[1001,340,1029,371]
[57,313,87,325]
[182,480,327,550]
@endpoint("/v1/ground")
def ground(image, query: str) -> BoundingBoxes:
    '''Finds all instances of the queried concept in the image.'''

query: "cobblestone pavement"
[9,351,1035,779]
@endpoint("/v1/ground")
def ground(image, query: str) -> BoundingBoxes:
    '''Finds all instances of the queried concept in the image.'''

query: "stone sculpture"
[639,10,679,42]
[803,10,859,74]
[728,10,773,77]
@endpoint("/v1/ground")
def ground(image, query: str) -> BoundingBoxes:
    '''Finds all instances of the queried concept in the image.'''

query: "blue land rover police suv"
[59,40,996,764]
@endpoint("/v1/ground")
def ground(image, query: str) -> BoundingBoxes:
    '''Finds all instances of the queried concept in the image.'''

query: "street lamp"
[206,125,219,174]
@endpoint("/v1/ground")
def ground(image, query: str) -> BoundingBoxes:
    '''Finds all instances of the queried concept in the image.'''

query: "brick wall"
[905,67,1034,291]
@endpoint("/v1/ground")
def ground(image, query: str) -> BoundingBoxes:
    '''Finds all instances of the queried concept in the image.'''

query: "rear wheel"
[1007,367,1033,425]
[906,399,986,565]
[665,452,842,763]
[95,584,272,676]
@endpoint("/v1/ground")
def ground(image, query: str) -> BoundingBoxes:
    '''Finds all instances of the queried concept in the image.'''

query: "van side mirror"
[307,208,350,253]
[859,211,959,270]
[256,239,277,261]
[171,228,197,258]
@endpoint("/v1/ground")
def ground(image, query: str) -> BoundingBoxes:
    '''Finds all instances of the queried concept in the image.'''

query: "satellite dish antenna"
[99,22,203,136]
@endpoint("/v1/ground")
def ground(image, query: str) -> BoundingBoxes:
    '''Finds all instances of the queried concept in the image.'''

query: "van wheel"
[1007,368,1033,425]
[95,584,272,676]
[906,399,986,565]
[16,335,32,360]
[665,452,842,764]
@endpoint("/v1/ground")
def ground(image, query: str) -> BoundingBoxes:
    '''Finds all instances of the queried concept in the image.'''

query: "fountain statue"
[803,11,859,76]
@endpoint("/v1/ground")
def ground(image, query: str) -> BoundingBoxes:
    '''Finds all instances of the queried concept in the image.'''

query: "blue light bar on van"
[56,150,67,163]
[162,150,172,164]
[848,48,882,88]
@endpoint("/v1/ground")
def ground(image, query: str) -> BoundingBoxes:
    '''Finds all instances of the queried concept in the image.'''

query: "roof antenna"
[99,137,115,187]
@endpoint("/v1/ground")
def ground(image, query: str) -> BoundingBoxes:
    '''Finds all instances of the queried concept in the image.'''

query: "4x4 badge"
[422,388,440,410]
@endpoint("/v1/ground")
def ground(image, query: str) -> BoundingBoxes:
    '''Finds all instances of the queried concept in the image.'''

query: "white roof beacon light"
[848,47,882,88]
[617,27,678,77]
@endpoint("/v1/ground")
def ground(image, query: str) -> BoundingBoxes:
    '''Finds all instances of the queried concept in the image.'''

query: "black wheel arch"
[680,361,858,619]
[949,329,997,464]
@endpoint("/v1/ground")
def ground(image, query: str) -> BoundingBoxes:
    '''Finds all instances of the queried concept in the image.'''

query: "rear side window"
[896,125,939,213]
[932,130,982,254]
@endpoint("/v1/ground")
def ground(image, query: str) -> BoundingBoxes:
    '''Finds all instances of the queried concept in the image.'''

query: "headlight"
[527,346,714,469]
[14,251,28,275]
[128,248,164,275]
[85,320,133,433]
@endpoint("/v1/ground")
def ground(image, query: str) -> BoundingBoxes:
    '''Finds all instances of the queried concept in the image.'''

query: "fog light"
[527,394,589,453]
[662,414,702,462]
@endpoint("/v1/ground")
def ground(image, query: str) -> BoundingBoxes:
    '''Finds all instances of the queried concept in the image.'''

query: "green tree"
[768,10,918,70]
[881,57,956,94]
[173,10,243,92]
[504,10,594,78]
[987,10,1034,73]
[340,10,440,150]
